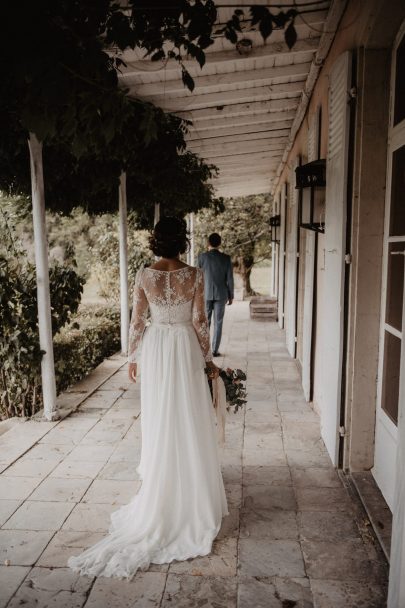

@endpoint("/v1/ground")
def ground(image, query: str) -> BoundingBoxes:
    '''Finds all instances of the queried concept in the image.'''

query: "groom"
[197,233,234,357]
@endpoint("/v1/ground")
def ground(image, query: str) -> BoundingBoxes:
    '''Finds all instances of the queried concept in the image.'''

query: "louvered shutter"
[285,159,299,358]
[320,51,352,464]
[278,183,287,329]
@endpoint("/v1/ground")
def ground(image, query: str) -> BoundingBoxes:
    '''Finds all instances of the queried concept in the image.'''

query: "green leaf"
[198,34,214,50]
[250,6,268,27]
[225,27,238,44]
[259,15,273,41]
[151,49,165,62]
[285,21,297,49]
[181,68,195,92]
[194,46,206,69]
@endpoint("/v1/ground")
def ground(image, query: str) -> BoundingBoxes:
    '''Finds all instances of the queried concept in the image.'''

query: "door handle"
[390,251,405,256]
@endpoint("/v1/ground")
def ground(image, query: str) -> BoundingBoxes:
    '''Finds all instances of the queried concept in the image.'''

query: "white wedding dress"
[68,266,228,579]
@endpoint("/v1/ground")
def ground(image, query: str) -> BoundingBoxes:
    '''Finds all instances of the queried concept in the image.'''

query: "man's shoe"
[213,351,222,357]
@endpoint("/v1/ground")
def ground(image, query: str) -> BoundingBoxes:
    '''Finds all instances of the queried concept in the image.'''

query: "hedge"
[54,305,121,395]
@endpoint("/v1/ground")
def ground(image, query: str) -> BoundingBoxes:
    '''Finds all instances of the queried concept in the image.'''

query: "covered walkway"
[0,303,387,607]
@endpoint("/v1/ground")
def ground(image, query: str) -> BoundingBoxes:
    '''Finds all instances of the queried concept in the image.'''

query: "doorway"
[373,25,405,509]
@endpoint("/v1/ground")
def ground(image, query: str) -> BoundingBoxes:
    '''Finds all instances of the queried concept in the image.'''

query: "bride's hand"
[206,361,220,380]
[128,363,137,383]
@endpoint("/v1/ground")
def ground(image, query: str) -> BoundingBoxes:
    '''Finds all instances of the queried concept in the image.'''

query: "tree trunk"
[237,255,255,296]
[118,171,129,355]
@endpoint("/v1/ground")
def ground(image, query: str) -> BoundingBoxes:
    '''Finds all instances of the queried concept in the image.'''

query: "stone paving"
[0,302,388,607]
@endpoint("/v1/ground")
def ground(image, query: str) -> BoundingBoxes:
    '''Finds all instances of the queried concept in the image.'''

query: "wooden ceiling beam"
[195,138,288,156]
[187,126,291,148]
[179,98,300,122]
[127,61,312,97]
[205,149,285,163]
[186,110,296,135]
[145,81,304,112]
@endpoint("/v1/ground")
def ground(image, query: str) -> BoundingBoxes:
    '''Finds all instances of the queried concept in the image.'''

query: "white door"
[373,26,405,510]
[278,184,287,329]
[302,107,321,401]
[285,162,299,357]
[320,51,351,465]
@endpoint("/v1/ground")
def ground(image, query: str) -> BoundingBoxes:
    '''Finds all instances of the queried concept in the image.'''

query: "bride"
[68,216,228,579]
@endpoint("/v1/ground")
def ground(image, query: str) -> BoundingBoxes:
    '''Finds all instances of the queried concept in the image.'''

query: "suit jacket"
[197,249,234,301]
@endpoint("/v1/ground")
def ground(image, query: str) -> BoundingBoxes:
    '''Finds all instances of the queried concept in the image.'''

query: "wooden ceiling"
[119,1,334,198]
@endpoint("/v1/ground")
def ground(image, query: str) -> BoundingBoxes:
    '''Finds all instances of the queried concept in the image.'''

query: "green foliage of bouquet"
[206,367,247,413]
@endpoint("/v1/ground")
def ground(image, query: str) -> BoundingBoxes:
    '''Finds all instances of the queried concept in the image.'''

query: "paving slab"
[162,574,237,608]
[97,460,141,481]
[290,467,341,488]
[37,529,105,567]
[238,576,313,608]
[295,487,354,513]
[169,538,237,576]
[243,484,297,511]
[242,465,292,486]
[239,538,306,578]
[0,529,55,565]
[240,508,299,540]
[29,477,92,502]
[0,476,42,500]
[81,479,141,505]
[298,511,361,542]
[301,539,387,581]
[86,572,166,607]
[62,502,117,532]
[4,500,75,531]
[2,457,59,479]
[0,500,22,527]
[7,566,94,608]
[310,579,388,608]
[0,565,31,608]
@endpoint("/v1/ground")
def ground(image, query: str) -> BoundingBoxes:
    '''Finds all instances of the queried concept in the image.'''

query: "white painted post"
[154,203,160,226]
[189,212,195,266]
[28,133,57,421]
[270,243,276,297]
[119,172,129,355]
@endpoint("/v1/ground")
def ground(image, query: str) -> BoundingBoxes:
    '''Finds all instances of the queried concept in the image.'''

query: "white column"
[270,243,276,297]
[119,172,129,355]
[28,133,57,421]
[189,212,195,266]
[154,203,160,226]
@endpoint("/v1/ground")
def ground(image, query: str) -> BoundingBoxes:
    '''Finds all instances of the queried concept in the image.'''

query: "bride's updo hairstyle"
[149,216,190,259]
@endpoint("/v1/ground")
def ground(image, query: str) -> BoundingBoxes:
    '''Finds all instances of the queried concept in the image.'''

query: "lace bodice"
[128,266,212,363]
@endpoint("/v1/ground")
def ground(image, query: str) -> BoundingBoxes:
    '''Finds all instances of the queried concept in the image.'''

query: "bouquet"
[206,367,247,413]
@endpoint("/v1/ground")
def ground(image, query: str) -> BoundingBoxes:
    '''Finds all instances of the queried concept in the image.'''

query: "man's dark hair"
[208,233,221,248]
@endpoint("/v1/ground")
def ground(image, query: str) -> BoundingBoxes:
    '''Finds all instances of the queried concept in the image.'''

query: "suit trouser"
[206,299,227,354]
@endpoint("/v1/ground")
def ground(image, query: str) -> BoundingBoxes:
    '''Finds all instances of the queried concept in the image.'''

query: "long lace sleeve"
[128,269,149,363]
[192,268,213,362]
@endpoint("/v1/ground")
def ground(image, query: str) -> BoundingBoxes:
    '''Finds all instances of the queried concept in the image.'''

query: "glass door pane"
[381,331,401,424]
[394,34,405,126]
[389,145,405,236]
[386,242,405,331]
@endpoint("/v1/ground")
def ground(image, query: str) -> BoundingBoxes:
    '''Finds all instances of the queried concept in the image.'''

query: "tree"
[194,194,272,295]
[127,1,300,91]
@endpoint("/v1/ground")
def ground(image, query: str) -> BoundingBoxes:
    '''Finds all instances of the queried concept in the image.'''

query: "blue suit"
[197,249,234,354]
